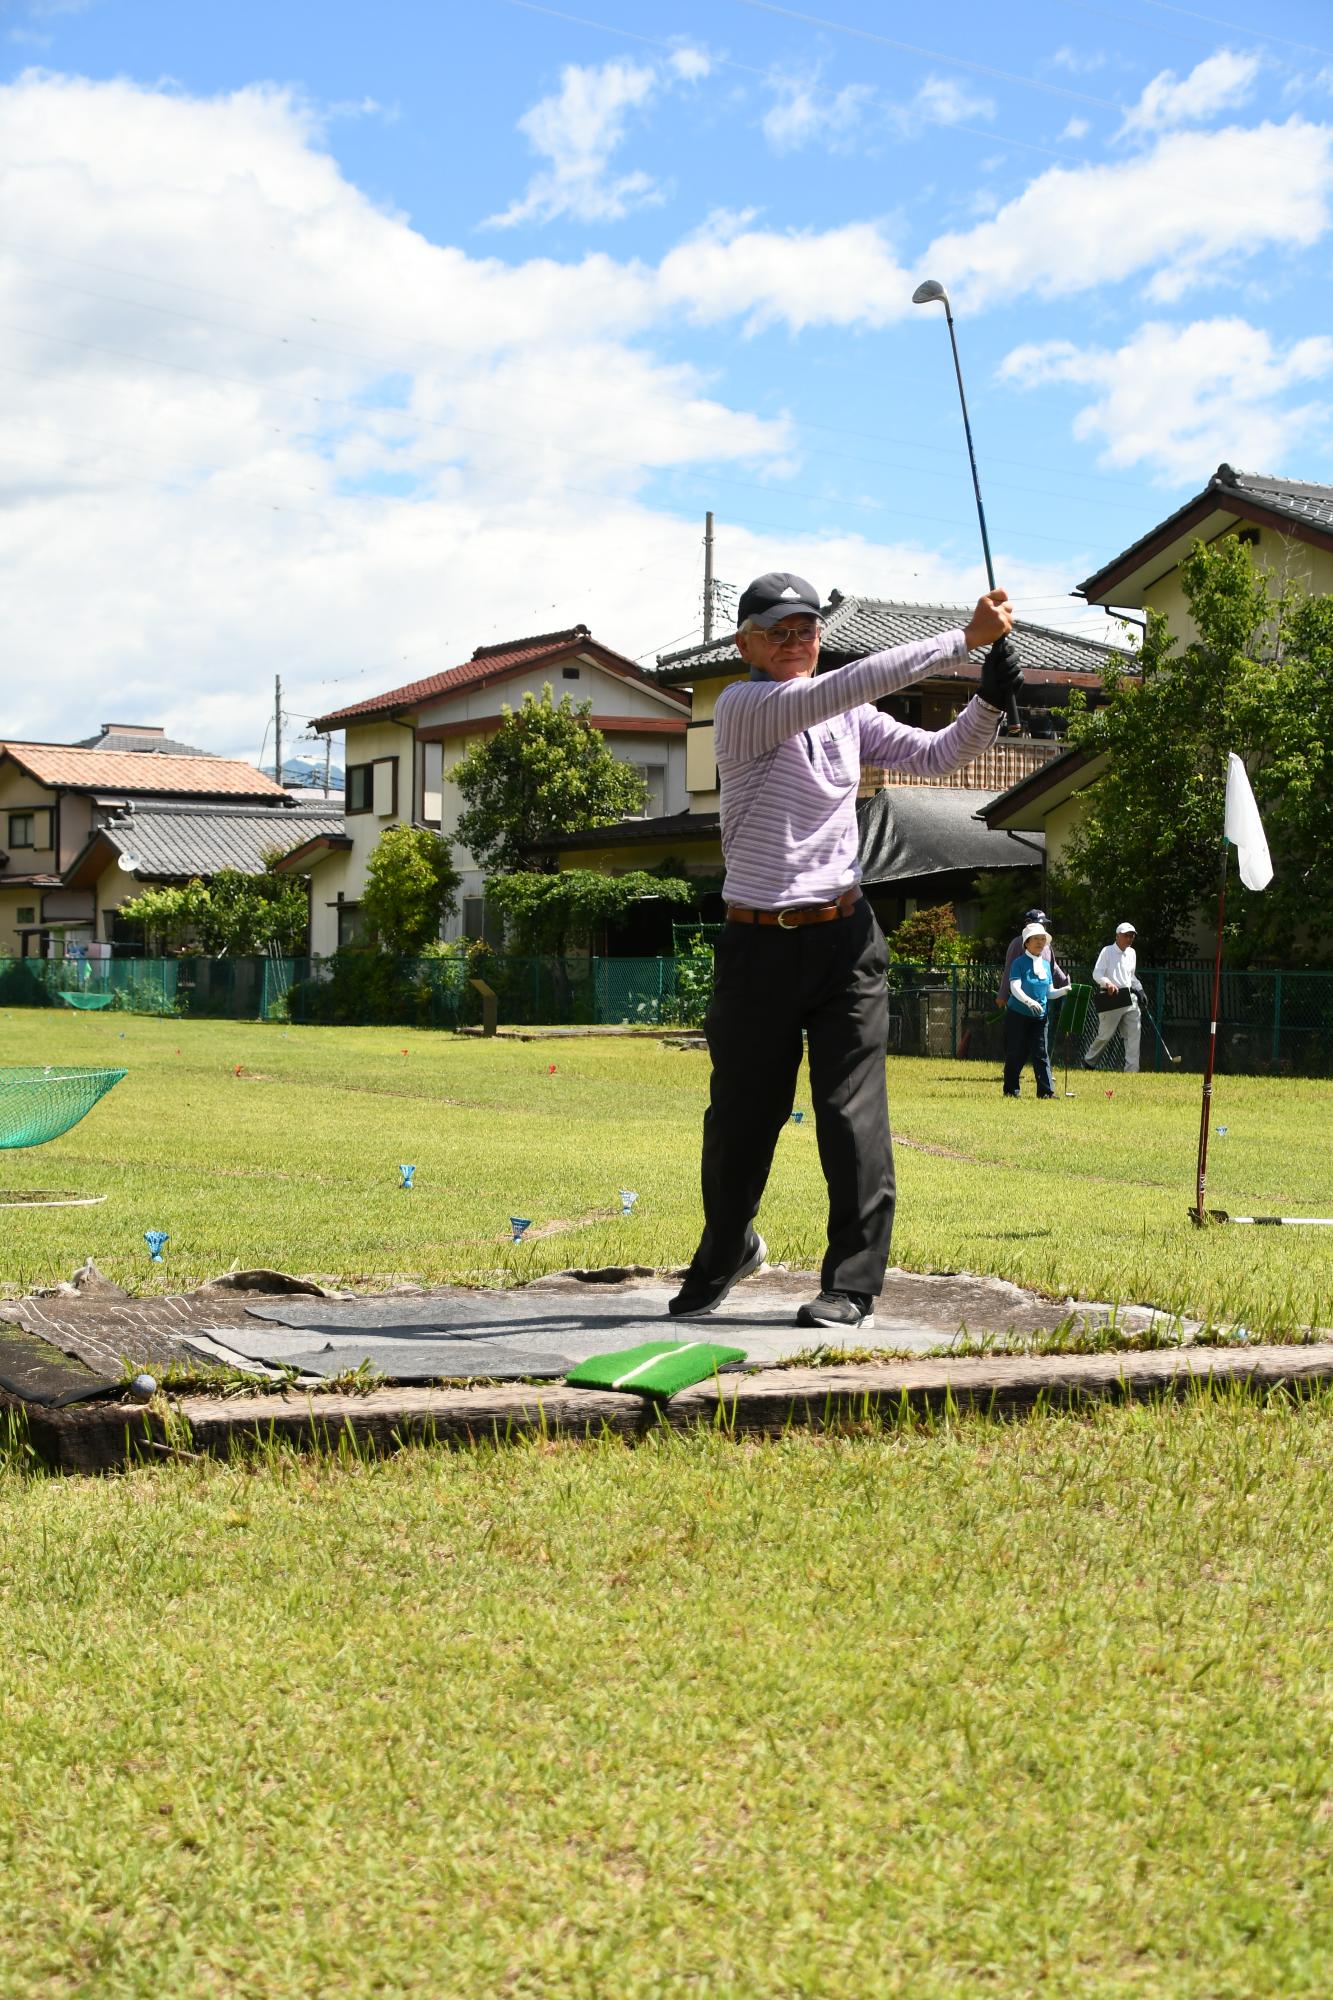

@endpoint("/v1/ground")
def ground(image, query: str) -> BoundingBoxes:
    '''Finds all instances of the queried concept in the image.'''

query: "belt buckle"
[777,908,799,930]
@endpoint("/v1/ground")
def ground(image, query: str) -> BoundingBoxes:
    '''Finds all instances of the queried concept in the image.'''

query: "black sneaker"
[796,1290,876,1331]
[668,1232,767,1318]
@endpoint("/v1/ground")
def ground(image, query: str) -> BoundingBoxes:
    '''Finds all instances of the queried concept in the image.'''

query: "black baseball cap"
[736,572,822,630]
[1023,907,1050,926]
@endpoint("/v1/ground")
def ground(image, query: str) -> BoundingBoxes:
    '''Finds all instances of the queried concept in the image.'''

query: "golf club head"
[912,278,950,307]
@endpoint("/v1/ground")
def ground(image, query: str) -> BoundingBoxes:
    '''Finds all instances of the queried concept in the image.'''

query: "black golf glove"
[980,636,1023,712]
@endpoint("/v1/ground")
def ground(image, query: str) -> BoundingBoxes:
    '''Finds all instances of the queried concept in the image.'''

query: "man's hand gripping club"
[964,589,1023,719]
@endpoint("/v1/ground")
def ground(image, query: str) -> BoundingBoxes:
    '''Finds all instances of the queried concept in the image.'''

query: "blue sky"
[2,0,1331,756]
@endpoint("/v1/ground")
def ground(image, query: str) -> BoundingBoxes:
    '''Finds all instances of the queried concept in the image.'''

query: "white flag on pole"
[1224,752,1273,891]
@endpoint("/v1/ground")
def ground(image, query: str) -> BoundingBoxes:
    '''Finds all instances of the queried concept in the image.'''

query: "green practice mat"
[565,1340,748,1401]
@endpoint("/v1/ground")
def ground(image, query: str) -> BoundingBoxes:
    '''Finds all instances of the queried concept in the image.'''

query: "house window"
[337,902,367,949]
[8,814,35,848]
[345,757,398,816]
[627,764,666,818]
[462,896,505,948]
[561,665,580,679]
[17,905,35,925]
[371,758,397,816]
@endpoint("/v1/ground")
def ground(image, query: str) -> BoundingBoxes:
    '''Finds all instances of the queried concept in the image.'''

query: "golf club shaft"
[1142,1001,1180,1065]
[944,308,1021,736]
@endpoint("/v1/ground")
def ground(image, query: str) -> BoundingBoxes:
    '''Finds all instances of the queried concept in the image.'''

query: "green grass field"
[1,1010,1330,1332]
[2,1402,1332,1998]
[4,1016,1333,1994]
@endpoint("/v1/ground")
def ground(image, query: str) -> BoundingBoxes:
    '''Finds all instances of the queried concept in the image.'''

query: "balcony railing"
[859,737,1064,796]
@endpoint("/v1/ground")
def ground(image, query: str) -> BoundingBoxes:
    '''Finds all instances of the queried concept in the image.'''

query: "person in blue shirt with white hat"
[1004,920,1070,1098]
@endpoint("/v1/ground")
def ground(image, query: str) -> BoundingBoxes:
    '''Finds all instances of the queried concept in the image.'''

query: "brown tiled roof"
[0,744,284,798]
[312,627,684,731]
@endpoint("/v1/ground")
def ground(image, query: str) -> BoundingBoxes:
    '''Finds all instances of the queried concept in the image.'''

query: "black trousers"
[689,897,894,1297]
[1003,1008,1054,1097]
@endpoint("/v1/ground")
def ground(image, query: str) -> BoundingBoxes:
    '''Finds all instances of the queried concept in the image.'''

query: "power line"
[732,0,1123,108]
[0,308,1157,552]
[2,230,1174,504]
[502,0,1090,158]
[1135,0,1333,59]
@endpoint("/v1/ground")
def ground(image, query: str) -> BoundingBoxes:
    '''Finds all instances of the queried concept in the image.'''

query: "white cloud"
[1001,318,1333,483]
[761,77,873,153]
[0,72,797,752]
[1059,115,1090,141]
[927,118,1333,308]
[485,47,712,229]
[485,58,663,228]
[657,212,914,334]
[1048,47,1106,75]
[902,75,995,132]
[1120,50,1260,138]
[668,46,712,84]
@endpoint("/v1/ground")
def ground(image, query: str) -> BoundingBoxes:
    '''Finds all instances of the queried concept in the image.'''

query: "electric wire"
[0,309,1156,553]
[731,0,1123,109]
[0,302,1163,526]
[501,0,1088,159]
[1135,0,1333,60]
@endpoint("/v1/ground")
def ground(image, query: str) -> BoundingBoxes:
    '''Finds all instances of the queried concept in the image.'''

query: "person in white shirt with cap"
[1083,921,1147,1072]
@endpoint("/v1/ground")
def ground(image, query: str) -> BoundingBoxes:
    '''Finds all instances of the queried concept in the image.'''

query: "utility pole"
[322,733,331,796]
[703,510,715,644]
[274,675,283,789]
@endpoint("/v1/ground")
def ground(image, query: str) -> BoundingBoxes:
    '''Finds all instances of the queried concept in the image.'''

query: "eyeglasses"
[757,623,822,645]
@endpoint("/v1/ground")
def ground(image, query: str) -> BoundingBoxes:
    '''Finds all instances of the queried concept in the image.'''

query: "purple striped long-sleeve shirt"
[713,629,1001,909]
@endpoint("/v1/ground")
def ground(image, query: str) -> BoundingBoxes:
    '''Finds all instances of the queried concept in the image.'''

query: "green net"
[59,991,115,1010]
[0,1067,127,1149]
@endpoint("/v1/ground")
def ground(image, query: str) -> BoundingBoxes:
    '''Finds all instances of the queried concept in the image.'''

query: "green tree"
[483,870,692,957]
[887,903,974,966]
[1061,538,1333,964]
[121,857,308,954]
[451,687,647,873]
[360,825,461,953]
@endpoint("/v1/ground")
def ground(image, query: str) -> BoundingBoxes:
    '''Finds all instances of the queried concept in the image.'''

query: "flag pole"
[1193,839,1229,1225]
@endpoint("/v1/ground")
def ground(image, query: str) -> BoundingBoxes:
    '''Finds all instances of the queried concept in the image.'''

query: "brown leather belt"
[726,887,862,929]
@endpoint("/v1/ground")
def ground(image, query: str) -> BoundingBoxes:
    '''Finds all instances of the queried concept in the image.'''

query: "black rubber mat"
[0,1320,119,1406]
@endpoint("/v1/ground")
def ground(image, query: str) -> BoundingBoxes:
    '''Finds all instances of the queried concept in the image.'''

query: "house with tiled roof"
[289,627,690,954]
[0,739,291,958]
[1077,464,1333,624]
[983,464,1333,878]
[543,596,1125,937]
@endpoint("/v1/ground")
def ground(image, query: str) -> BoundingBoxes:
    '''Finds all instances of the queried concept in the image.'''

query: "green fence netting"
[0,1067,126,1149]
[2,953,1330,1072]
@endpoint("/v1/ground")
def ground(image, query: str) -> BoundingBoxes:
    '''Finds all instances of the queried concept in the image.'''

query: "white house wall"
[304,661,686,950]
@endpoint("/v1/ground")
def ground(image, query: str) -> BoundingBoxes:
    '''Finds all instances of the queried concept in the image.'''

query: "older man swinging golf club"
[669,572,1021,1331]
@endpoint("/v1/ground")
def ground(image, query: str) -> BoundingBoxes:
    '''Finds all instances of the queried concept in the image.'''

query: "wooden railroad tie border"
[8,1341,1333,1474]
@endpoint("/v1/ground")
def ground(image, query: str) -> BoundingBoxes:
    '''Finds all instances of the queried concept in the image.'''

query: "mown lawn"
[2,1397,1331,1998]
[2,1011,1330,1332]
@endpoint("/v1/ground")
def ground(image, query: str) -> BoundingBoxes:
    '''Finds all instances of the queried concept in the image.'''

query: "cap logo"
[779,586,801,599]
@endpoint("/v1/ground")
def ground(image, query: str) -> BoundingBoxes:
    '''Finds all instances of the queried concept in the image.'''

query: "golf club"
[1140,1001,1182,1067]
[911,277,1022,736]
